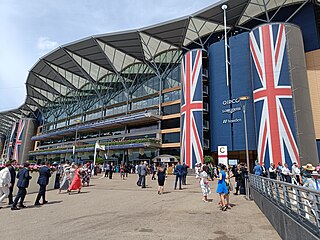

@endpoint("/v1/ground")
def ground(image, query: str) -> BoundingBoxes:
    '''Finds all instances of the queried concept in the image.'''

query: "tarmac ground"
[0,174,280,240]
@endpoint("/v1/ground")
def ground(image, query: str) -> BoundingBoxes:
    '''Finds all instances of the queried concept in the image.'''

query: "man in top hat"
[11,162,32,210]
[0,161,11,208]
[8,160,16,205]
[34,162,51,205]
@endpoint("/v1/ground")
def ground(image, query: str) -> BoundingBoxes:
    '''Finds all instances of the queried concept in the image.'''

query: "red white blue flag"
[250,23,300,167]
[7,122,17,160]
[13,119,25,162]
[181,49,203,168]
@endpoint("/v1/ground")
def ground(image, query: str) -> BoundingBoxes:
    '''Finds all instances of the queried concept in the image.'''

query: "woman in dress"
[59,165,71,193]
[224,167,234,209]
[195,163,201,180]
[120,164,125,180]
[81,165,91,187]
[157,166,166,194]
[200,165,211,202]
[216,164,228,211]
[68,164,82,194]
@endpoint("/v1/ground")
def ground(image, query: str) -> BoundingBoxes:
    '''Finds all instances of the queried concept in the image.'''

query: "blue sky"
[0,0,218,112]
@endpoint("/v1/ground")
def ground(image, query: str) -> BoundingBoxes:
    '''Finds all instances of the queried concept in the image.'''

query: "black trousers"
[283,175,291,183]
[174,175,182,189]
[109,171,113,179]
[235,180,241,194]
[152,172,156,180]
[8,185,14,204]
[104,170,109,177]
[13,187,27,207]
[35,184,47,203]
[182,174,187,185]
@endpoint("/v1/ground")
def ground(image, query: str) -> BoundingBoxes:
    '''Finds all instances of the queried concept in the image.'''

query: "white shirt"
[269,166,276,173]
[200,171,208,179]
[0,167,11,187]
[282,166,290,176]
[292,165,300,175]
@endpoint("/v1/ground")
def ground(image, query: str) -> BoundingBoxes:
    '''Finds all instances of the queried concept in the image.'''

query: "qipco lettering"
[222,98,240,106]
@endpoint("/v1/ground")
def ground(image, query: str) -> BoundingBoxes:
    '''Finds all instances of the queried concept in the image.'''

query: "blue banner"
[208,41,232,152]
[230,32,256,151]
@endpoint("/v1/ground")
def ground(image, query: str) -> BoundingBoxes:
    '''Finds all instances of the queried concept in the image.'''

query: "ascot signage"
[222,98,242,124]
[222,98,240,105]
[218,146,228,166]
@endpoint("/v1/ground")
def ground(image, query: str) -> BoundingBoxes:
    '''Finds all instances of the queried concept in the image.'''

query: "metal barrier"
[249,174,320,236]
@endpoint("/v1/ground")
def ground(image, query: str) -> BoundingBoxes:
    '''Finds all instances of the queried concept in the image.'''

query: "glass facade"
[162,104,180,115]
[40,50,182,132]
[131,97,159,111]
[163,90,180,103]
[26,49,184,163]
[162,119,180,129]
[162,132,180,143]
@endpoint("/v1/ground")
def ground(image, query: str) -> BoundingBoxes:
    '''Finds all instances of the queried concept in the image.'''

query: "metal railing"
[249,174,320,236]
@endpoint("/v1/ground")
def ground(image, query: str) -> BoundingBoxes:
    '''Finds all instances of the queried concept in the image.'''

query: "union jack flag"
[7,122,17,160]
[250,23,300,167]
[181,49,203,169]
[13,119,25,162]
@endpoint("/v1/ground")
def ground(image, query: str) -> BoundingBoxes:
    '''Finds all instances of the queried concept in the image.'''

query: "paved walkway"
[0,174,280,240]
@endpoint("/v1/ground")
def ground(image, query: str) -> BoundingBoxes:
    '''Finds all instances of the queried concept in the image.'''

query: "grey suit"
[140,165,147,188]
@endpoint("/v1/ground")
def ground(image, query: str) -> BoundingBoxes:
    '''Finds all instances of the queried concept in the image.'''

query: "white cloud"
[37,37,58,53]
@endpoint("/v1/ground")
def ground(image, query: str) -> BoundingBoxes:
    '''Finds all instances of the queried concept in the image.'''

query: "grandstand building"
[1,0,320,168]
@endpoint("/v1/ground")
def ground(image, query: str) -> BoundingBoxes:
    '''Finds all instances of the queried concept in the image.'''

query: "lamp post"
[73,119,82,164]
[239,95,250,199]
[221,4,229,86]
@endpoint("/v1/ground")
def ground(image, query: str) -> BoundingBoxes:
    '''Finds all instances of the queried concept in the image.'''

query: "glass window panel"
[162,132,180,143]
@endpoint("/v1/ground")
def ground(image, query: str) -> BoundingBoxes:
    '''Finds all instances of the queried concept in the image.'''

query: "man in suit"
[109,162,114,179]
[35,162,51,205]
[8,159,16,205]
[136,161,142,186]
[11,162,32,210]
[140,161,148,188]
[104,162,110,178]
[174,161,184,190]
[182,163,188,185]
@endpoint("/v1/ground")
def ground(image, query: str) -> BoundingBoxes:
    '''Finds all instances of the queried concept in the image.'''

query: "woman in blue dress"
[216,164,228,211]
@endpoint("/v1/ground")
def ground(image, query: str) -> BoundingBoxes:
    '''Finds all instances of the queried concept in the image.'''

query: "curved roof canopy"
[0,0,308,135]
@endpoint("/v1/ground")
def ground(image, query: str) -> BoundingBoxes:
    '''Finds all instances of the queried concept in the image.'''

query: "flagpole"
[222,4,229,86]
[92,141,98,176]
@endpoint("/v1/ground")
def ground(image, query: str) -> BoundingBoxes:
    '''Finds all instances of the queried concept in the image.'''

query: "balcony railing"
[203,139,210,149]
[203,68,208,77]
[203,120,209,130]
[203,85,209,95]
[249,174,320,236]
[203,102,209,112]
[29,138,161,156]
[32,112,161,141]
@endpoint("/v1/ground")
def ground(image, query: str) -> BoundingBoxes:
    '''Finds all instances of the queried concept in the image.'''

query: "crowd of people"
[253,161,320,191]
[195,162,248,211]
[0,160,52,210]
[0,160,95,210]
[1,158,319,213]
